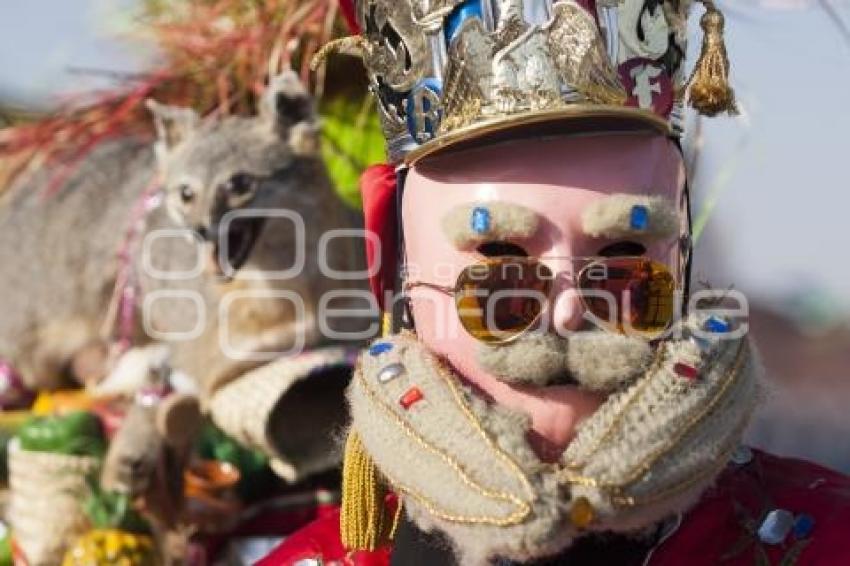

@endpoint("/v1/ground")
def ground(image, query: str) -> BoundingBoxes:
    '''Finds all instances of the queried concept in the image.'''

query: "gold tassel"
[340,430,393,551]
[687,1,738,117]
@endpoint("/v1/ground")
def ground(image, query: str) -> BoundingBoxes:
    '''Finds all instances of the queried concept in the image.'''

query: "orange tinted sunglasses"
[404,256,676,344]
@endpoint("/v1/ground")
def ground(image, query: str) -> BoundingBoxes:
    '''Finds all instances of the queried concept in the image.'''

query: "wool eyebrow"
[581,194,679,241]
[441,203,540,251]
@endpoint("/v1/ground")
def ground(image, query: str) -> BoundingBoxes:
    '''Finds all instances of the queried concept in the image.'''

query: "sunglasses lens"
[455,259,553,343]
[578,258,676,334]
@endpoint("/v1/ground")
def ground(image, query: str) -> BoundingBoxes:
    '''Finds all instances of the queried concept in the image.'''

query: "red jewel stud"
[400,387,424,410]
[674,363,700,381]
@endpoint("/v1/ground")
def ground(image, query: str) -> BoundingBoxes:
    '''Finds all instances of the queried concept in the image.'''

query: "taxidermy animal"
[0,71,364,394]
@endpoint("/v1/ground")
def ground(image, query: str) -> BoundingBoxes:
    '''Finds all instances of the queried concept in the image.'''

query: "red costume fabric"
[256,505,390,566]
[338,0,359,33]
[359,164,398,311]
[258,450,850,565]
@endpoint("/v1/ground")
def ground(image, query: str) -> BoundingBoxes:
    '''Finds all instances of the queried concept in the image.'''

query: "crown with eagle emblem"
[319,0,737,163]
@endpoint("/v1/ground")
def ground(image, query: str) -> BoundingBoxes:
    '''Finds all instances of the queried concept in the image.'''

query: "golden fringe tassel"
[340,430,393,552]
[687,1,738,117]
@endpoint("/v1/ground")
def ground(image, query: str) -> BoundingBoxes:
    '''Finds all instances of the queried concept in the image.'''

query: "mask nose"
[550,282,586,335]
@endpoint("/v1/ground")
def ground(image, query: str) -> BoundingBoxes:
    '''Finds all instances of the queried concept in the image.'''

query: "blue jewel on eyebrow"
[471,207,492,234]
[630,205,650,231]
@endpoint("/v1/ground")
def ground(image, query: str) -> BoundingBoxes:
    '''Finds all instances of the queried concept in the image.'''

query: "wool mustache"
[476,330,654,392]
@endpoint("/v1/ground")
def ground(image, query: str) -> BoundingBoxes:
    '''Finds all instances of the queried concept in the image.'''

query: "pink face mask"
[400,132,687,460]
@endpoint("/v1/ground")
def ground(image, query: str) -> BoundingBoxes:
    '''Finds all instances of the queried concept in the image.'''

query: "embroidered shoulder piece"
[349,333,534,526]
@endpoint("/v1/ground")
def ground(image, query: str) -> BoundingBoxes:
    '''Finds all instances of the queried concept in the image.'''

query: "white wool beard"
[476,331,654,392]
[349,323,762,565]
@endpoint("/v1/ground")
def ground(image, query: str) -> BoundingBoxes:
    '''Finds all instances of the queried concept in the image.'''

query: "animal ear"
[146,99,199,161]
[155,393,203,449]
[259,71,320,156]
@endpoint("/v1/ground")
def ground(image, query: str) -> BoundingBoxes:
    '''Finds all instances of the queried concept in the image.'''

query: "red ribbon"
[360,164,398,311]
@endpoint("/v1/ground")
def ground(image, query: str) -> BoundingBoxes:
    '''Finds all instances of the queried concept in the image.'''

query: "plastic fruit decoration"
[62,530,157,566]
[63,481,157,566]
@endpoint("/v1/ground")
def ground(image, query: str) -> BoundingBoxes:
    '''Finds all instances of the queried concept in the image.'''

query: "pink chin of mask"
[401,132,687,462]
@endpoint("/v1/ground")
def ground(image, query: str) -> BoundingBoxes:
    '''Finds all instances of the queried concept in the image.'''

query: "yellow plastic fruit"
[32,390,94,416]
[62,530,157,566]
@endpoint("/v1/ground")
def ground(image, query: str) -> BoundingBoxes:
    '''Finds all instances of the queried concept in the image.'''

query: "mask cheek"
[409,291,488,382]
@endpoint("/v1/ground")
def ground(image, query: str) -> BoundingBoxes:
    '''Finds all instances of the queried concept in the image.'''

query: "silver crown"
[318,0,734,162]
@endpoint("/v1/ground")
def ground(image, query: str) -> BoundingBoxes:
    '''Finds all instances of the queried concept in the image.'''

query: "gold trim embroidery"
[564,350,667,469]
[354,350,535,526]
[612,418,753,508]
[559,339,750,493]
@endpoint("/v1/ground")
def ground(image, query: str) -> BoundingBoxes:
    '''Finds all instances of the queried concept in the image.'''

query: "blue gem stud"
[630,205,650,231]
[369,342,393,357]
[793,514,815,539]
[378,363,405,384]
[758,509,795,545]
[705,316,731,334]
[471,207,492,234]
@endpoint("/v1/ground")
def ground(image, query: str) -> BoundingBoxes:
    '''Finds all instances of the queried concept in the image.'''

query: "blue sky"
[0,0,146,104]
[1,0,849,317]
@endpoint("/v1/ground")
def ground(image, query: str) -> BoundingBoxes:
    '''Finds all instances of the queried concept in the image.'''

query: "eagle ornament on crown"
[261,2,850,565]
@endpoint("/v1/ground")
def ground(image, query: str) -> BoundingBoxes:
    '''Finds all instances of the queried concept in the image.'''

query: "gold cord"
[310,36,366,71]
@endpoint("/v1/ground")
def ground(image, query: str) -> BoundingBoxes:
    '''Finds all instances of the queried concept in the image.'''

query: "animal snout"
[194,224,211,241]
